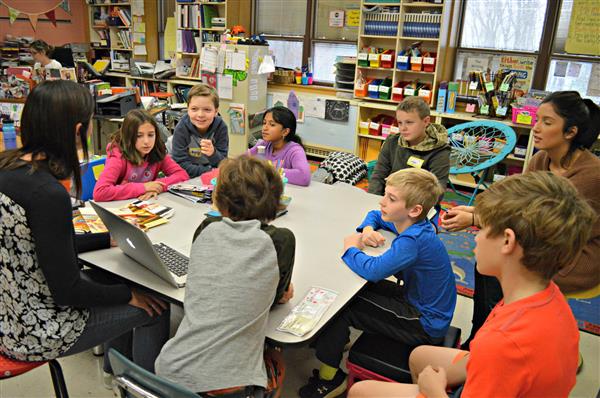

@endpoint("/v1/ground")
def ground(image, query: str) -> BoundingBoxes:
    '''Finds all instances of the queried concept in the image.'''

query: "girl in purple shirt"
[249,106,311,186]
[94,109,189,201]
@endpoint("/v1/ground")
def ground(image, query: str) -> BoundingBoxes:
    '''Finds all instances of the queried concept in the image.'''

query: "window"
[456,0,600,104]
[460,0,547,52]
[254,0,359,84]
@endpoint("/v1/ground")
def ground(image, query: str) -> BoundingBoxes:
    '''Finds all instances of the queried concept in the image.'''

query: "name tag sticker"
[407,156,424,169]
[189,147,202,157]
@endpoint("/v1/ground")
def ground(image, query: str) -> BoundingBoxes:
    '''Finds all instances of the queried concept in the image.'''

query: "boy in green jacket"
[368,96,450,196]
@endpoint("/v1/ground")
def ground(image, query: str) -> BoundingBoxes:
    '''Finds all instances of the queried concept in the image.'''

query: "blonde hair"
[476,171,596,280]
[385,168,443,221]
[396,96,430,119]
[187,83,219,108]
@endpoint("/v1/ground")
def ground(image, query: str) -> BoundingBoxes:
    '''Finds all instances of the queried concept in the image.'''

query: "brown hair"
[187,83,219,108]
[215,156,283,222]
[476,171,596,280]
[396,96,430,119]
[385,168,443,222]
[30,40,53,56]
[110,109,166,166]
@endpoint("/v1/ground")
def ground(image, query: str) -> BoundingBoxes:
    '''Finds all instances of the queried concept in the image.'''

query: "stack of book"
[168,183,213,204]
[73,200,175,233]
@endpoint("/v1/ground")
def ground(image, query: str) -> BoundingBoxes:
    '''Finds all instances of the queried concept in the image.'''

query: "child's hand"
[417,366,448,398]
[344,233,365,251]
[441,206,475,231]
[200,139,215,157]
[279,282,294,304]
[361,227,386,247]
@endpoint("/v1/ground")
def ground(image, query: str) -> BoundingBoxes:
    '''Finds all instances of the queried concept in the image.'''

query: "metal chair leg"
[48,359,69,398]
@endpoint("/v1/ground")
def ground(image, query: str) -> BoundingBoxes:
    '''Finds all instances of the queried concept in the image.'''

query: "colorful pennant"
[0,0,70,31]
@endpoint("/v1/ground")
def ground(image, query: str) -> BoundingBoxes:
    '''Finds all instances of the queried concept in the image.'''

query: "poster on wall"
[565,0,600,56]
[346,9,360,27]
[497,55,535,94]
[325,100,350,122]
[329,10,345,27]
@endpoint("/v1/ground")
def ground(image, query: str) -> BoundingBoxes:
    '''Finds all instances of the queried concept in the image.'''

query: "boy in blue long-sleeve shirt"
[299,168,456,398]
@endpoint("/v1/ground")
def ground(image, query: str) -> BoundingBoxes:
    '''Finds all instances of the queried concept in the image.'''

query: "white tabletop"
[79,181,387,344]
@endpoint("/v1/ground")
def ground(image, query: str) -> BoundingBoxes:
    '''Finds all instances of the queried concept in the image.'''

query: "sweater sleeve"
[206,121,229,167]
[368,136,394,195]
[356,210,398,234]
[341,235,418,282]
[155,154,190,189]
[28,183,131,307]
[171,121,206,178]
[93,149,146,201]
[427,146,450,189]
[282,145,311,186]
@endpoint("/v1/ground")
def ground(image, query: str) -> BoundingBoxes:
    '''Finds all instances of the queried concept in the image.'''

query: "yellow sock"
[319,364,337,381]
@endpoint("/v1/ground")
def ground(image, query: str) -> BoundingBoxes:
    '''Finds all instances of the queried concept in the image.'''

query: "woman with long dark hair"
[0,80,169,377]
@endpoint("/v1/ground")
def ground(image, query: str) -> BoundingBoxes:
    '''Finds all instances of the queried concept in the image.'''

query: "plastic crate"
[512,106,538,126]
[423,54,436,72]
[380,50,395,68]
[369,53,381,68]
[410,56,423,71]
[396,54,410,70]
[368,79,382,99]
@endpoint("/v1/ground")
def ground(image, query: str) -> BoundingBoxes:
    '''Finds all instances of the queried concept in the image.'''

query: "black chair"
[346,326,461,387]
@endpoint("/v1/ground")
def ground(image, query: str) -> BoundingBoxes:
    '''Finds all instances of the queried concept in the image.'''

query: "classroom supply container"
[378,78,393,100]
[410,56,423,71]
[368,79,383,99]
[511,106,538,126]
[391,82,404,102]
[417,86,432,103]
[380,50,395,68]
[396,53,410,70]
[354,78,372,97]
[368,52,381,68]
[359,120,370,135]
[357,51,369,67]
[423,53,436,72]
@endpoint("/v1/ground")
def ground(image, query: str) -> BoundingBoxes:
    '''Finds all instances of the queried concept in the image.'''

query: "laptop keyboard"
[153,243,189,277]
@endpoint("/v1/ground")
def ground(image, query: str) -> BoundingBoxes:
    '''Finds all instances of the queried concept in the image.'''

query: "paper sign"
[200,46,218,73]
[226,50,247,71]
[217,73,233,100]
[329,10,344,27]
[346,9,360,27]
[305,98,326,119]
[258,54,275,74]
[484,82,494,92]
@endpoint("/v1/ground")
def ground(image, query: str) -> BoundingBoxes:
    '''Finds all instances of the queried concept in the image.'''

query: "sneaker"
[298,369,347,398]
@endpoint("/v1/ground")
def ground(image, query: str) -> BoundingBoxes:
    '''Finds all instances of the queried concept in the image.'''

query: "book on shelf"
[200,5,218,28]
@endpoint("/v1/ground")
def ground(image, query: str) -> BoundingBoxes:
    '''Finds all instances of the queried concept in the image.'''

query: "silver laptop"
[90,201,188,288]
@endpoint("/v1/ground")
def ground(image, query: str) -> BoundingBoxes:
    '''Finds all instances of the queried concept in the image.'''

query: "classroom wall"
[0,0,87,45]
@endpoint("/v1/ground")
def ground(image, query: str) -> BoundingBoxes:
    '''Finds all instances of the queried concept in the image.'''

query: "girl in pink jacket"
[93,109,189,201]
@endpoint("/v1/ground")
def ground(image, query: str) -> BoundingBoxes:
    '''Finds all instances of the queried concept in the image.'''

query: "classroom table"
[79,181,389,344]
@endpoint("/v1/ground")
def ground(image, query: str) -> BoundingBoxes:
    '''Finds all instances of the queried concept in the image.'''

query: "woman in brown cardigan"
[442,91,600,347]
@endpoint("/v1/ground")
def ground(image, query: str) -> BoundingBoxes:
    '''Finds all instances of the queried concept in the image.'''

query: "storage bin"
[396,54,410,70]
[354,78,372,97]
[378,78,393,100]
[359,121,370,135]
[368,79,382,99]
[380,50,395,68]
[511,106,538,126]
[357,52,369,67]
[410,56,423,71]
[381,123,392,138]
[403,86,417,97]
[368,53,381,68]
[369,121,382,136]
[423,54,436,72]
[417,86,432,103]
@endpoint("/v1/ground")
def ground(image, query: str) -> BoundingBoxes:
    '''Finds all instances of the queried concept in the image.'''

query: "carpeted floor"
[307,159,599,335]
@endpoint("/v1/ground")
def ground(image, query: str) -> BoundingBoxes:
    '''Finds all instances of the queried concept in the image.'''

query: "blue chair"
[447,121,517,205]
[80,156,106,201]
[108,349,199,398]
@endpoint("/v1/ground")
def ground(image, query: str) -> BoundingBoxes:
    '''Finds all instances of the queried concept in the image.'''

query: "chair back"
[80,156,106,201]
[447,121,517,175]
[108,349,199,398]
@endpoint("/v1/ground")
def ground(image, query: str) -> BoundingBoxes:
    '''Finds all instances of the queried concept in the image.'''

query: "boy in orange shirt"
[348,171,595,398]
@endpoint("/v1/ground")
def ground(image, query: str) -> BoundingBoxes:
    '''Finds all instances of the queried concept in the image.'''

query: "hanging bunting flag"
[45,10,57,27]
[8,7,19,24]
[60,0,71,15]
[28,13,39,30]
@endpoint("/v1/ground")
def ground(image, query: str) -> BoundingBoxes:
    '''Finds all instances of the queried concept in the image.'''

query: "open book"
[168,183,213,204]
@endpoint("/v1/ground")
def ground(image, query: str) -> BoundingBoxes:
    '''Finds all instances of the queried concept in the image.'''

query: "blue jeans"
[61,303,169,373]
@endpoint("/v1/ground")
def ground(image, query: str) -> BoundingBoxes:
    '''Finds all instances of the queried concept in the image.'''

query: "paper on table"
[134,45,147,55]
[217,73,233,100]
[258,54,275,74]
[200,47,218,73]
